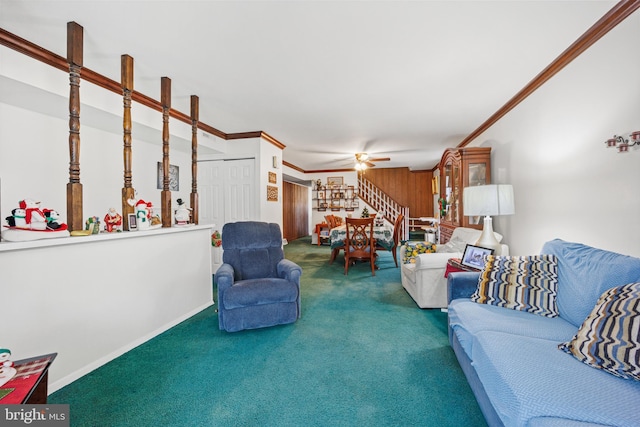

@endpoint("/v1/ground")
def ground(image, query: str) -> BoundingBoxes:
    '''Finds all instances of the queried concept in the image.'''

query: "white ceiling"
[0,0,618,172]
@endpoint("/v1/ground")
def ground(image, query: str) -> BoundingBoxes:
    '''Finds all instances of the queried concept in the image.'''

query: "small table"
[0,353,57,404]
[315,223,331,246]
[445,257,480,278]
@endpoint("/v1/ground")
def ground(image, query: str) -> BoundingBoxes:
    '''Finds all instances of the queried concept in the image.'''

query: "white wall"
[259,140,284,225]
[306,171,370,232]
[468,11,640,257]
[0,226,213,392]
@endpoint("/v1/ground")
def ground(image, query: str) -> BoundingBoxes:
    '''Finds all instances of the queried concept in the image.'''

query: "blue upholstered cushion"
[223,278,299,309]
[448,298,577,358]
[471,331,640,427]
[222,222,284,280]
[559,282,640,381]
[541,239,640,327]
[471,254,559,317]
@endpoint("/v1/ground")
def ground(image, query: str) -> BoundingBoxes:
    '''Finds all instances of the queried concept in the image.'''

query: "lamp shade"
[463,184,515,217]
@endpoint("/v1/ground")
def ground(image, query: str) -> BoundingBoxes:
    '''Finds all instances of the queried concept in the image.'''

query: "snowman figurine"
[0,349,17,387]
[174,198,191,225]
[135,200,150,230]
[21,199,47,230]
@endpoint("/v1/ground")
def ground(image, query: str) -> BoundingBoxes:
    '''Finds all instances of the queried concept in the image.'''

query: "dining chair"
[344,217,376,276]
[376,213,404,268]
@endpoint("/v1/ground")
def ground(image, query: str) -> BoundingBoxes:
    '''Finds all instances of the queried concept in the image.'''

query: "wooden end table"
[0,353,57,404]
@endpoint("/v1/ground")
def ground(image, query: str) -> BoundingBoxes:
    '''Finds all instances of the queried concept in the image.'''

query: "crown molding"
[457,0,640,155]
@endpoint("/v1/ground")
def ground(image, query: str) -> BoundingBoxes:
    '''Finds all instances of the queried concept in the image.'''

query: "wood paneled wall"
[282,181,309,242]
[362,168,433,218]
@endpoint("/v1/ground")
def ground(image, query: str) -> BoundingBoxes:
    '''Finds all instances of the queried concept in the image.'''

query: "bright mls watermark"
[0,405,69,426]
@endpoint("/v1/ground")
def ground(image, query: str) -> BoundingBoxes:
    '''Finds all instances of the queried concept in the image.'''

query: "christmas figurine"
[136,200,150,230]
[103,208,123,233]
[174,198,191,225]
[0,348,17,388]
[20,199,47,230]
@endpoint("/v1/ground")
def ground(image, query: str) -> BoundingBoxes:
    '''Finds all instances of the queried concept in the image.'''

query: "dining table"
[328,223,394,264]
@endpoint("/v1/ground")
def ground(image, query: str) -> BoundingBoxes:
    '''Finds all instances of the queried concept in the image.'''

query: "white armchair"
[400,227,509,309]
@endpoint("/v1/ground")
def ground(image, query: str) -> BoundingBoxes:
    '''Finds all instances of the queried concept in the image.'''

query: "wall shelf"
[312,185,358,211]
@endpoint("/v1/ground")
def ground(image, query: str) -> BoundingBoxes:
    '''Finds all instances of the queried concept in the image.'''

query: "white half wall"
[0,225,213,392]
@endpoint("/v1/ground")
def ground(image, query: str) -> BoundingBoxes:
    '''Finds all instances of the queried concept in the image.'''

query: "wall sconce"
[272,156,279,169]
[604,131,640,153]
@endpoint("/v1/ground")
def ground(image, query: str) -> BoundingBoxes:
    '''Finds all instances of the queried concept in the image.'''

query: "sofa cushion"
[472,330,640,427]
[448,299,577,358]
[401,241,436,264]
[471,254,559,317]
[541,239,640,327]
[559,282,640,381]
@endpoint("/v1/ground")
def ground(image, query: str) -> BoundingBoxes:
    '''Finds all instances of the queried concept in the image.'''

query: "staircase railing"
[357,173,410,241]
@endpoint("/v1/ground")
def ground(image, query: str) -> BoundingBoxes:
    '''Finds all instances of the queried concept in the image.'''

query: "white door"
[224,159,255,223]
[198,158,256,272]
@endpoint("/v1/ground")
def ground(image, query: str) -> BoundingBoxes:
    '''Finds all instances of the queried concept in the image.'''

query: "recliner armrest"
[215,263,235,294]
[277,259,302,285]
[414,252,463,270]
[447,272,480,303]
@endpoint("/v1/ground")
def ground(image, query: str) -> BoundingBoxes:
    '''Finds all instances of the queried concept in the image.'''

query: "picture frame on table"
[461,244,494,270]
[127,213,138,231]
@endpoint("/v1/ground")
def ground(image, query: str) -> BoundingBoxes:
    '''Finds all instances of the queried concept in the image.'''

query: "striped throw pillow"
[471,255,559,317]
[559,282,640,381]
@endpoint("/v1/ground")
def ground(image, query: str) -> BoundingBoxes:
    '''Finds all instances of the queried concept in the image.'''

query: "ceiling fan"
[354,152,390,170]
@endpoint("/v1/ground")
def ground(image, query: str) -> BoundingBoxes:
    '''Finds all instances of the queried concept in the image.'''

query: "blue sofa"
[447,239,640,427]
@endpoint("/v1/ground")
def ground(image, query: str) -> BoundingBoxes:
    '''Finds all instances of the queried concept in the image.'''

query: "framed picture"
[127,213,138,230]
[327,176,343,187]
[330,199,341,208]
[157,162,179,191]
[317,190,325,200]
[461,244,494,270]
[268,171,277,184]
[267,185,278,202]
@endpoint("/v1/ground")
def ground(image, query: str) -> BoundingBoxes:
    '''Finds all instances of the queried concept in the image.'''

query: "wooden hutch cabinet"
[438,147,491,243]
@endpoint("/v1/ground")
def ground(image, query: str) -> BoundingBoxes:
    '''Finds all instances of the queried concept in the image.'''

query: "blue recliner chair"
[215,221,302,332]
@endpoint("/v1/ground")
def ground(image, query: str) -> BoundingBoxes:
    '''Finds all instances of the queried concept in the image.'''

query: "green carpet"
[50,237,486,426]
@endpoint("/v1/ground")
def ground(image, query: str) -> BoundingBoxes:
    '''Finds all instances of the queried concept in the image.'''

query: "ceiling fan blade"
[367,157,390,162]
[365,161,376,168]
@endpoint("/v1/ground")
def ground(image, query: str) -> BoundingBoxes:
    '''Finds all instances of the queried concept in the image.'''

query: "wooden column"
[190,95,199,225]
[66,22,83,231]
[161,77,172,228]
[121,54,136,230]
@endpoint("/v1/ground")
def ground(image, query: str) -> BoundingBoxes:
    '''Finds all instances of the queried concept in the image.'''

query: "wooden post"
[161,77,172,228]
[190,95,199,225]
[66,22,83,232]
[121,54,136,230]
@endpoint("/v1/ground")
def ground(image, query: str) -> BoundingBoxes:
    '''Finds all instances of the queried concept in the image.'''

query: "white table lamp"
[463,184,515,255]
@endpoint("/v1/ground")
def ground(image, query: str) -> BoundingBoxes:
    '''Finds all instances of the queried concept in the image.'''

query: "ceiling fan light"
[355,163,362,171]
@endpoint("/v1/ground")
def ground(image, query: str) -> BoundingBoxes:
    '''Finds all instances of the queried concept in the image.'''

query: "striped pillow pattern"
[559,282,640,381]
[471,255,559,317]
